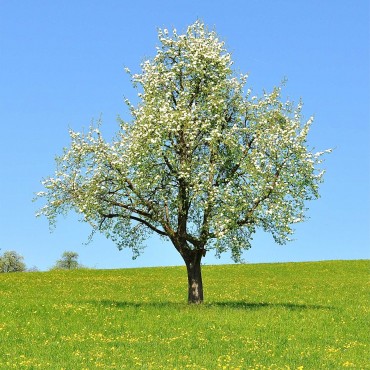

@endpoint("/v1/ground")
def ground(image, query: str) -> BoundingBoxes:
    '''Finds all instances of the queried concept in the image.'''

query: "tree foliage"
[52,251,81,270]
[36,21,330,302]
[0,250,26,273]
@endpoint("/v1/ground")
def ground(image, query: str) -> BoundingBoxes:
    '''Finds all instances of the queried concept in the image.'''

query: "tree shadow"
[87,299,334,311]
[207,301,335,311]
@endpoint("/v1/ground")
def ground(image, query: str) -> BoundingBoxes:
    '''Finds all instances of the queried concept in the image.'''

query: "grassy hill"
[0,260,368,369]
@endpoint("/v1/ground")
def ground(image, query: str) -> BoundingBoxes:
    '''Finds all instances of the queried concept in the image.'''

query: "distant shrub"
[27,266,39,272]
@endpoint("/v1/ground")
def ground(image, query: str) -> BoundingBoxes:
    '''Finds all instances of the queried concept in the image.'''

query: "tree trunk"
[183,250,204,304]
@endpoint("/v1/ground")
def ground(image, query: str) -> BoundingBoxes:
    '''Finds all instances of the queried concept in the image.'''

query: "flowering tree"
[0,250,26,273]
[36,21,330,303]
[52,251,81,270]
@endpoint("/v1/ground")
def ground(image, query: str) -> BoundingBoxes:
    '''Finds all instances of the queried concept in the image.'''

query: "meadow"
[0,260,368,369]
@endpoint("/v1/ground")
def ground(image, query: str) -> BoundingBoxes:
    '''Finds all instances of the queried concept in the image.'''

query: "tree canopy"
[0,250,26,273]
[52,251,81,270]
[36,21,330,302]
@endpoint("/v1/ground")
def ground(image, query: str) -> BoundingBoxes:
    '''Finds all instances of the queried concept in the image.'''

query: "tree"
[36,21,330,303]
[0,250,26,273]
[53,251,80,270]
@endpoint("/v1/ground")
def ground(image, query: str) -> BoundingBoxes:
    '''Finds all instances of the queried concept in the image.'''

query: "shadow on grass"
[209,301,335,311]
[88,299,334,311]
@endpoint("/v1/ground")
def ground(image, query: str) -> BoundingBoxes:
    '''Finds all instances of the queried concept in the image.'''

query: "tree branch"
[237,165,282,227]
[98,211,168,237]
[99,196,152,218]
[130,215,168,237]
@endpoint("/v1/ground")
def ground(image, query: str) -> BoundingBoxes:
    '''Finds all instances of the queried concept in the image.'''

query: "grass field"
[0,260,368,369]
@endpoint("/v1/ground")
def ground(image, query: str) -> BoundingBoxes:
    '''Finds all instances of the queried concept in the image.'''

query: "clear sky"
[0,0,369,271]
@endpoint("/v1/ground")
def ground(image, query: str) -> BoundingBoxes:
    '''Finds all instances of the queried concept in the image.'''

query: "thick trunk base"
[184,250,204,304]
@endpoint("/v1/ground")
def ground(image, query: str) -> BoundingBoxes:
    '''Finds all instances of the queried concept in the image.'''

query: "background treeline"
[0,250,84,272]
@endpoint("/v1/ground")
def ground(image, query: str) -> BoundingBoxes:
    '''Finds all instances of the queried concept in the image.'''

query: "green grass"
[0,260,368,369]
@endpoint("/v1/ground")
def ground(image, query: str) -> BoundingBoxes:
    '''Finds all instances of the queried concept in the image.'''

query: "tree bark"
[183,250,204,304]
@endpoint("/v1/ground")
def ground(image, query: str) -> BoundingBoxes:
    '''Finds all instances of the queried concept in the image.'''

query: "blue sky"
[0,0,369,271]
